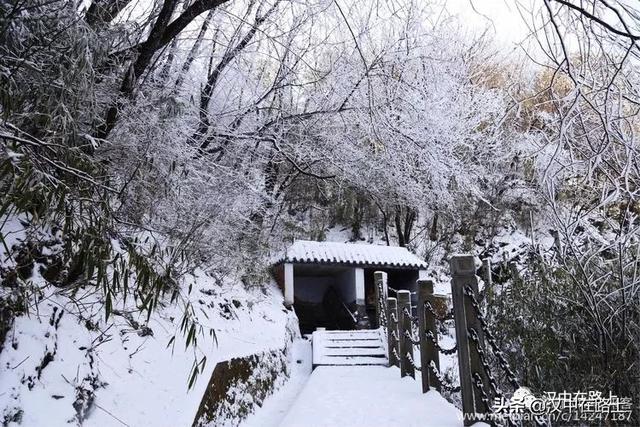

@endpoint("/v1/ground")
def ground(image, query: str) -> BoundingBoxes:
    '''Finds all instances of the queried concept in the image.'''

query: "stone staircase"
[312,329,388,367]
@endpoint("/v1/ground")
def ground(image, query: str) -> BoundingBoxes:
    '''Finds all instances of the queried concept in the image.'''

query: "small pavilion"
[273,240,428,333]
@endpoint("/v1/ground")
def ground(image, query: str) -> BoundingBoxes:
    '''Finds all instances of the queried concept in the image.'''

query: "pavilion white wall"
[284,263,294,306]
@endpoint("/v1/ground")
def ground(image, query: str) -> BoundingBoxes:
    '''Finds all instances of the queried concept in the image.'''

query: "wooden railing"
[373,254,532,426]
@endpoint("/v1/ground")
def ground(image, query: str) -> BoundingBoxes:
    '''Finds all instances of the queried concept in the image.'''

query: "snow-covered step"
[320,356,388,365]
[322,347,386,357]
[325,343,383,349]
[323,334,380,340]
[312,329,388,366]
[324,339,382,347]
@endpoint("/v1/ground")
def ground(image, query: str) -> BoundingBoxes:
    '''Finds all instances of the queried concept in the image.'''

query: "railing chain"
[472,372,493,412]
[376,280,388,329]
[427,361,461,393]
[405,350,422,372]
[424,300,454,322]
[390,311,398,324]
[464,285,520,389]
[403,329,420,346]
[425,330,458,355]
[392,346,401,362]
[468,327,503,398]
[402,306,419,324]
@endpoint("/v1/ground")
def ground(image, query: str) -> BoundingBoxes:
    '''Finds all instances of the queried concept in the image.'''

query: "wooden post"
[386,297,399,367]
[397,290,414,378]
[450,255,491,425]
[417,279,440,393]
[373,271,388,329]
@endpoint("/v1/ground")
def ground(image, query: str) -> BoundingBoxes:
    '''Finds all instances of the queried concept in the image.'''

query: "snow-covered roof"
[278,240,427,269]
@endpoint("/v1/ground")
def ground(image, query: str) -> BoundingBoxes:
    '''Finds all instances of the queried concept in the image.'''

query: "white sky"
[445,0,539,44]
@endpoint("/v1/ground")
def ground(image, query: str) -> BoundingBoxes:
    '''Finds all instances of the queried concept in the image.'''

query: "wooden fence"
[373,254,528,426]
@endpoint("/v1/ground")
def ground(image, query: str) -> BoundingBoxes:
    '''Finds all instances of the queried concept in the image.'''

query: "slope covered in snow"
[0,269,297,427]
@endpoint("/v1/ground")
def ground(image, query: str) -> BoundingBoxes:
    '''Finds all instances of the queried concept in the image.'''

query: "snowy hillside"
[0,270,297,426]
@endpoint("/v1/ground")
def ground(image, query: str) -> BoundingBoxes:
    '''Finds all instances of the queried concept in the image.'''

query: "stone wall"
[191,347,289,426]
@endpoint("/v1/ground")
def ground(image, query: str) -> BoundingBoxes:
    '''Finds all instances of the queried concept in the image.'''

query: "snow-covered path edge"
[241,339,313,427]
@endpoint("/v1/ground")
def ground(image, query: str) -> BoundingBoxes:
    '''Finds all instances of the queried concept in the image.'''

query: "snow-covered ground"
[0,269,297,426]
[278,365,462,427]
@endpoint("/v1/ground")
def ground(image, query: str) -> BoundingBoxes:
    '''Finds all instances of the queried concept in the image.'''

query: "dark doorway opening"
[293,264,357,334]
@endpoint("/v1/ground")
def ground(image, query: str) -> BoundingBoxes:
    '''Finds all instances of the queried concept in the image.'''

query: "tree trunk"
[394,205,416,247]
[174,9,216,93]
[429,211,438,241]
[95,0,232,140]
[395,208,405,247]
[96,0,180,139]
[193,2,279,149]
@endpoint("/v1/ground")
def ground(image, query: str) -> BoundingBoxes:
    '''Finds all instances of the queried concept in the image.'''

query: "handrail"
[381,280,448,386]
[376,256,540,427]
